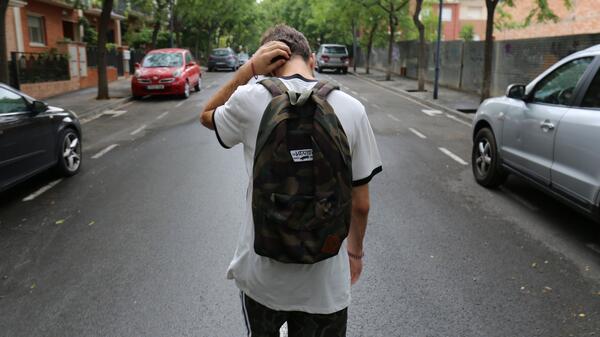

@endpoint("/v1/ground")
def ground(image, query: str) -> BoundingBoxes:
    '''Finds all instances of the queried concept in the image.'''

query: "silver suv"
[472,45,600,219]
[316,44,349,74]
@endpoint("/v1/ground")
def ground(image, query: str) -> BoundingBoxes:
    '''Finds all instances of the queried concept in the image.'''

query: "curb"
[349,71,474,123]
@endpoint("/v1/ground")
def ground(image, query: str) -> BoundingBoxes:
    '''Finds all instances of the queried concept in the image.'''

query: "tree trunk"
[386,9,394,81]
[413,0,426,91]
[0,0,11,84]
[365,21,378,75]
[481,0,497,102]
[97,0,114,100]
[151,20,160,49]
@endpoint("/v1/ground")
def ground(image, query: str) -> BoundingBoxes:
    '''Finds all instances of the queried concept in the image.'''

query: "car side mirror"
[31,100,48,113]
[506,84,526,100]
[186,61,196,68]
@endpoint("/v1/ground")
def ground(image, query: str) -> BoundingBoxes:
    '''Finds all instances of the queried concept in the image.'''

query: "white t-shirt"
[213,74,382,314]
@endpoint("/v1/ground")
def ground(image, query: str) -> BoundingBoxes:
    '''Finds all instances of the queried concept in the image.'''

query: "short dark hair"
[260,24,311,61]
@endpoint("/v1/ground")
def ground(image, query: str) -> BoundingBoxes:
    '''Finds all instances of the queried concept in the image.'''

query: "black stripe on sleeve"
[213,109,231,149]
[352,166,382,186]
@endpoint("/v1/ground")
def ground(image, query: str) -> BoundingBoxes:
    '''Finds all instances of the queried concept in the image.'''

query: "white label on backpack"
[290,149,313,162]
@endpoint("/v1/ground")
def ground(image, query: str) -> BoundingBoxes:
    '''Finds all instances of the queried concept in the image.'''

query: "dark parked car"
[0,84,82,192]
[207,48,238,72]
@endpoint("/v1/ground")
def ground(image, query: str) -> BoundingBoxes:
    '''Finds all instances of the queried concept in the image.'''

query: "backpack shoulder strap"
[311,81,339,99]
[259,77,288,97]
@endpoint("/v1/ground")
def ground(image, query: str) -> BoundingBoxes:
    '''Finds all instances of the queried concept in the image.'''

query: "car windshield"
[142,53,183,67]
[238,53,249,60]
[212,49,230,56]
[323,46,347,54]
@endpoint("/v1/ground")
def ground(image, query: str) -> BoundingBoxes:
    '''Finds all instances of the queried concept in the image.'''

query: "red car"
[131,48,201,99]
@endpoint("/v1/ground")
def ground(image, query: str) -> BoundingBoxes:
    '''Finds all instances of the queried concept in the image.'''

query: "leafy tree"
[413,0,426,91]
[459,24,474,41]
[370,0,410,81]
[359,5,387,74]
[481,0,572,101]
[0,0,10,84]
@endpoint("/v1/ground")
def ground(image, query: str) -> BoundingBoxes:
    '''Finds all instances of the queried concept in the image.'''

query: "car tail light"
[321,55,330,62]
[341,56,349,63]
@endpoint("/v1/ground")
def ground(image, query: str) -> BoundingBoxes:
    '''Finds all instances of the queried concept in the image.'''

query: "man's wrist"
[237,62,253,83]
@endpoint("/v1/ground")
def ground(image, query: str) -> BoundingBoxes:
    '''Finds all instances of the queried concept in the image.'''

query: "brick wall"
[495,0,599,40]
[20,77,79,99]
[79,67,118,89]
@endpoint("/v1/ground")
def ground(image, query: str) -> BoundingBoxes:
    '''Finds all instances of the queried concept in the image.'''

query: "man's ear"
[308,53,316,72]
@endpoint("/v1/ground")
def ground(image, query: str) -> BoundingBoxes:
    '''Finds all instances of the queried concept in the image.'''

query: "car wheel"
[472,128,507,188]
[342,68,348,74]
[56,128,81,177]
[317,67,322,73]
[182,80,190,99]
[194,78,201,92]
[207,67,212,72]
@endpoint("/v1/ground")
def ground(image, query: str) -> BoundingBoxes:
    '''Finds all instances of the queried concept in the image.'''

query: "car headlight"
[134,70,141,78]
[173,69,182,77]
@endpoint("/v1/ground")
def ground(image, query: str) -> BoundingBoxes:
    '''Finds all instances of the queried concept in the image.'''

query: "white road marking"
[156,111,169,120]
[280,322,288,337]
[175,101,185,108]
[351,90,358,95]
[22,179,62,201]
[360,96,369,102]
[422,109,442,116]
[120,101,134,108]
[92,144,118,159]
[409,127,427,139]
[80,114,102,124]
[387,114,401,122]
[130,124,147,135]
[372,104,381,110]
[446,113,472,127]
[101,109,127,118]
[439,147,468,165]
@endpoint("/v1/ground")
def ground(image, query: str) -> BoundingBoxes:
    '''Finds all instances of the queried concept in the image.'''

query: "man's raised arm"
[200,42,291,130]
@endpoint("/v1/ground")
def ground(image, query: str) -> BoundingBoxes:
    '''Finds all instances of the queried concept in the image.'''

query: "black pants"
[240,292,347,337]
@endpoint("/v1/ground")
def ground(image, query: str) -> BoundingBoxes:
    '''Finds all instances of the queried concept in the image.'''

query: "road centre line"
[360,96,369,102]
[445,113,472,127]
[22,179,62,201]
[351,90,358,95]
[156,111,169,119]
[409,127,427,139]
[175,101,186,108]
[422,109,442,116]
[372,104,381,110]
[438,147,468,166]
[387,114,401,122]
[92,144,118,159]
[130,124,147,135]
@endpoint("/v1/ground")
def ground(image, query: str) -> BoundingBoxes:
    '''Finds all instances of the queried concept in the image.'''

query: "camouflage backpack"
[252,77,352,264]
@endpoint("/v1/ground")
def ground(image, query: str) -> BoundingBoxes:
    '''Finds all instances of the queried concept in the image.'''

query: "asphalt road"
[1,70,599,337]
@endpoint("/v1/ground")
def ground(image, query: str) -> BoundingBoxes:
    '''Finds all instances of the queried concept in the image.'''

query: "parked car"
[0,84,82,192]
[471,45,600,220]
[131,48,201,99]
[315,44,349,74]
[238,52,249,67]
[207,48,238,72]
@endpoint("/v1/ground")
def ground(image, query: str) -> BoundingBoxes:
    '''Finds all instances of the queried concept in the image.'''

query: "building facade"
[495,0,599,40]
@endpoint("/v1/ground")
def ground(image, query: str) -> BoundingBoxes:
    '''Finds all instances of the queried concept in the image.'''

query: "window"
[185,52,193,64]
[323,46,347,55]
[0,88,28,114]
[27,15,46,45]
[442,7,453,22]
[464,6,483,20]
[581,68,600,108]
[142,53,183,67]
[531,57,593,106]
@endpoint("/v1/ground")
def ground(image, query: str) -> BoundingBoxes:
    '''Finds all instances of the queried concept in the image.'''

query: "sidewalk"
[350,67,481,120]
[45,78,132,120]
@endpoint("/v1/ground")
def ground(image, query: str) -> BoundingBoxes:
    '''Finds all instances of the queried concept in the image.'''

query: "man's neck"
[274,57,315,80]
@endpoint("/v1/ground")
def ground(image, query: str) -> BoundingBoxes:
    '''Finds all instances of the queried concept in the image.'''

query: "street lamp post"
[433,0,443,100]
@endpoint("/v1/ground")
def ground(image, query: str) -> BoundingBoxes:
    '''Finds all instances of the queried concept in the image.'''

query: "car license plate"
[147,85,164,90]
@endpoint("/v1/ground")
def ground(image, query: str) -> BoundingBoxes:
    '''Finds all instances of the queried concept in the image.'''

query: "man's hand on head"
[249,41,291,75]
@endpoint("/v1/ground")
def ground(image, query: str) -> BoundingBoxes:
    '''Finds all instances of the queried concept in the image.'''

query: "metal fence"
[86,47,122,69]
[9,52,70,89]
